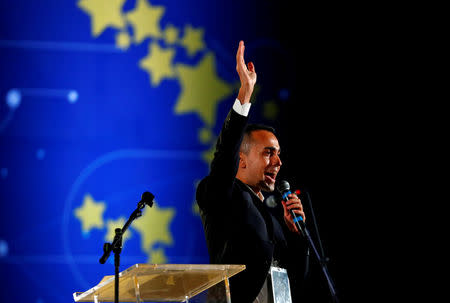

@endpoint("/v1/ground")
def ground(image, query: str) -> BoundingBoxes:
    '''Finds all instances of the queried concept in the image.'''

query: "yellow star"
[78,0,126,37]
[262,100,279,120]
[131,201,175,254]
[192,202,200,216]
[192,179,202,216]
[104,217,132,244]
[164,24,179,45]
[126,0,165,44]
[139,42,176,86]
[180,25,205,56]
[116,31,131,50]
[74,194,106,234]
[202,142,216,164]
[199,127,213,144]
[175,52,233,126]
[148,248,167,264]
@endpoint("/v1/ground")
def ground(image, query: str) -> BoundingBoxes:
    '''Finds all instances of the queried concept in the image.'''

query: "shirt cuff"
[232,99,251,117]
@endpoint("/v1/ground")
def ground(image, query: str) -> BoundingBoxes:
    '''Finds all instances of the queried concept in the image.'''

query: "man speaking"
[196,41,308,302]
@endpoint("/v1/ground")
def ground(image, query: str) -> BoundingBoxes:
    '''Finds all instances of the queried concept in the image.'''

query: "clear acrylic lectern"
[73,264,245,303]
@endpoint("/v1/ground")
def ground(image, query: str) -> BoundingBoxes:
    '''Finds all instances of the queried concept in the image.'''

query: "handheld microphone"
[277,180,305,235]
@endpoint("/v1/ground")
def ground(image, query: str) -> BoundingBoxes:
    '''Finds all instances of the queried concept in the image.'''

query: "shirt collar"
[241,182,264,201]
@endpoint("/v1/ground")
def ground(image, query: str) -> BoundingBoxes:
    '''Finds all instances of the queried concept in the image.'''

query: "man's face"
[242,130,282,192]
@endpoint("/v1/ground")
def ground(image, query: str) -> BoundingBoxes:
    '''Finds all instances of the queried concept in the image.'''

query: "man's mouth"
[264,171,277,183]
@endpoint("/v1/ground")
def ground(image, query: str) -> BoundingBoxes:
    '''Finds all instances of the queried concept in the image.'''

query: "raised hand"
[236,40,257,104]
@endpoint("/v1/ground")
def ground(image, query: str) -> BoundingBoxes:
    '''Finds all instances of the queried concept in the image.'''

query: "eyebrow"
[264,146,281,153]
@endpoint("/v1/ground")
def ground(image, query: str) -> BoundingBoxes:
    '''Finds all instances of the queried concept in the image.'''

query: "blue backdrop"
[0,0,323,302]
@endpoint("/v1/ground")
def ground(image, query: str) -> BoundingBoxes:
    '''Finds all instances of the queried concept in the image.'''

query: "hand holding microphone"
[277,180,306,235]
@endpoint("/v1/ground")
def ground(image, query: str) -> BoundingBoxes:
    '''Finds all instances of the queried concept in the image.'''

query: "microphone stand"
[286,186,338,303]
[99,192,154,303]
[294,219,339,303]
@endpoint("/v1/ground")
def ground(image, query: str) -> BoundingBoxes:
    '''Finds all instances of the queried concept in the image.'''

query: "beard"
[259,180,275,192]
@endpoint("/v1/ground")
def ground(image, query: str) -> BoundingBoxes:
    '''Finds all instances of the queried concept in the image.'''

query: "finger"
[292,210,305,221]
[236,41,246,69]
[288,208,305,219]
[284,199,301,208]
[286,203,303,214]
[282,201,288,213]
[284,203,300,216]
[286,204,303,212]
[285,199,302,208]
[282,201,293,219]
[236,40,243,60]
[285,197,300,203]
[291,208,304,215]
[287,193,299,199]
[248,61,255,73]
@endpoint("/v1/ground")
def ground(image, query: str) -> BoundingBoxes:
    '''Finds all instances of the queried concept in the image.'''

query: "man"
[196,41,308,302]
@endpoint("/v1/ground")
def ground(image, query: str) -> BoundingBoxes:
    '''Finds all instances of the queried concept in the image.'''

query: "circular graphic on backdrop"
[62,149,209,289]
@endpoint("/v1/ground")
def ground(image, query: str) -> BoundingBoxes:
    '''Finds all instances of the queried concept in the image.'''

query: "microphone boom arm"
[98,191,154,303]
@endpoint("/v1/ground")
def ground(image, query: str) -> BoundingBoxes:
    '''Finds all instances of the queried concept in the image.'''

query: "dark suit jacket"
[196,108,307,302]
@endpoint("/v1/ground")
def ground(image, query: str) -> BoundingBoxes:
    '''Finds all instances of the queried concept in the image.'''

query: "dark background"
[269,3,401,301]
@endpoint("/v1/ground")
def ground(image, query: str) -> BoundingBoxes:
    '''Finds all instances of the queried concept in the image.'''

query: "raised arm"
[197,41,257,207]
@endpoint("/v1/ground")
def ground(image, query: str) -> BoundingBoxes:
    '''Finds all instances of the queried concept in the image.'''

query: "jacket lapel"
[235,179,275,241]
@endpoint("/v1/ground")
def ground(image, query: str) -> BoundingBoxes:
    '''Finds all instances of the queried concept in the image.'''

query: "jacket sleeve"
[196,108,248,211]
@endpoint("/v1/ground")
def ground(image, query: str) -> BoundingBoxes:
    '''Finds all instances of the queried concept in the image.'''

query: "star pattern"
[175,53,233,126]
[116,31,131,50]
[164,24,179,45]
[262,100,279,120]
[78,0,126,37]
[104,217,132,244]
[76,0,241,264]
[74,194,106,234]
[139,42,176,86]
[126,0,165,43]
[180,25,205,56]
[148,248,167,264]
[131,201,175,256]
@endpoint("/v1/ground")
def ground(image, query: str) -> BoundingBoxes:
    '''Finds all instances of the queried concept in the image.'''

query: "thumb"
[248,61,255,72]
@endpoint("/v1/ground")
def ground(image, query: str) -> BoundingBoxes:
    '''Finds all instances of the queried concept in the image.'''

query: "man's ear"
[239,152,247,168]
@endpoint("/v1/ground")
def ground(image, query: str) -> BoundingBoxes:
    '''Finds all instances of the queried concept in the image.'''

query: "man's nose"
[273,154,282,167]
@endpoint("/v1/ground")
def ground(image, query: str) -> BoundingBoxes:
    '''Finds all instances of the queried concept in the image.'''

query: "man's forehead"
[251,130,280,149]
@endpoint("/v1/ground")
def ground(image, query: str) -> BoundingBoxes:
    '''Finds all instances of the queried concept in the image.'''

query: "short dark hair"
[244,123,276,136]
[240,124,277,154]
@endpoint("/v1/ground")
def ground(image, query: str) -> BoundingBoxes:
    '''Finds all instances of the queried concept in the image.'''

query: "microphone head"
[265,195,277,208]
[276,180,290,194]
[141,191,154,207]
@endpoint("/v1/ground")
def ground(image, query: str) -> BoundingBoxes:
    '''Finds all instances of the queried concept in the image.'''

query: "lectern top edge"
[73,263,246,302]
